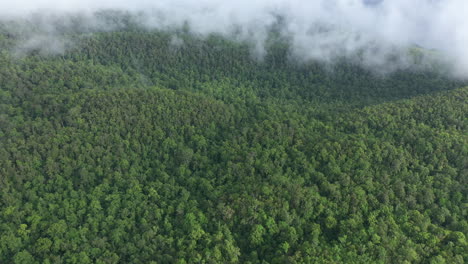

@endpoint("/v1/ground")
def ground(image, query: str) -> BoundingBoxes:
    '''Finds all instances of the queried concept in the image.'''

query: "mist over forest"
[1,0,468,76]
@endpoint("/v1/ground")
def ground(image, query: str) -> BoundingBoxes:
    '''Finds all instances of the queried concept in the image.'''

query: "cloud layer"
[1,0,468,76]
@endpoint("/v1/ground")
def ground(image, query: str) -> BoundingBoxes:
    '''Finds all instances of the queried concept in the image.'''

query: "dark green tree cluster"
[0,18,467,263]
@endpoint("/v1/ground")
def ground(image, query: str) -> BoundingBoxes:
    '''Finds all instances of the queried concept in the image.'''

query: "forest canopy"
[0,15,467,264]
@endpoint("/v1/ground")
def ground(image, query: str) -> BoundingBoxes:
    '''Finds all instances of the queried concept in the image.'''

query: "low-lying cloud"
[1,0,468,77]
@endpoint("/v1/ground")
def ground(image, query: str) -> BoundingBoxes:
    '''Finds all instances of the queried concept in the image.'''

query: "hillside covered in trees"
[0,17,467,263]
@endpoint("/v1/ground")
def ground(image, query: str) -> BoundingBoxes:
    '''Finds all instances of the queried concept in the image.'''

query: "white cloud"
[1,0,467,76]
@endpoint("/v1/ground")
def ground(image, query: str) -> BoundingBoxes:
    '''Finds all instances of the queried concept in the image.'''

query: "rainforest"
[0,11,467,264]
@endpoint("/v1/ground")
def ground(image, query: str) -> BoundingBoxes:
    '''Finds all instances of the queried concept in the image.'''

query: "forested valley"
[0,16,467,263]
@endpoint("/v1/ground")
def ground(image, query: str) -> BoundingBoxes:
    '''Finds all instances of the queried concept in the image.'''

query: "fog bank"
[1,0,467,76]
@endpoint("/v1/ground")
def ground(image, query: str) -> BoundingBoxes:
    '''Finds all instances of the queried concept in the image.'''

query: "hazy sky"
[1,0,468,76]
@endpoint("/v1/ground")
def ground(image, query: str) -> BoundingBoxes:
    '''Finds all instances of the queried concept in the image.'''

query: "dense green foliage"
[0,22,467,263]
